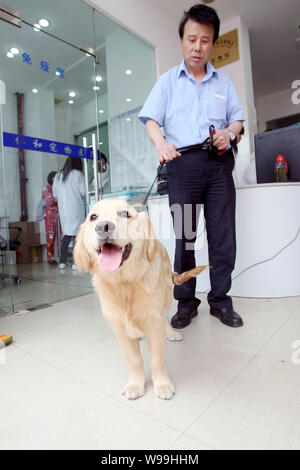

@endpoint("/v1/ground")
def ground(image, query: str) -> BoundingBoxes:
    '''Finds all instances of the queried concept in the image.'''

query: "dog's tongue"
[98,244,123,271]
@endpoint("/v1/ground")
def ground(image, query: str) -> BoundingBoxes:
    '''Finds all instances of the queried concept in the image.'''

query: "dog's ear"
[73,223,94,273]
[146,219,157,263]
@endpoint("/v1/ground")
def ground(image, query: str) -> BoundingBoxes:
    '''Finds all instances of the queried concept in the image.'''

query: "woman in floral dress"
[42,171,58,265]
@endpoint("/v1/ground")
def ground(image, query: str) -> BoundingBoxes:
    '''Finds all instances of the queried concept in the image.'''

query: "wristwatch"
[228,129,236,141]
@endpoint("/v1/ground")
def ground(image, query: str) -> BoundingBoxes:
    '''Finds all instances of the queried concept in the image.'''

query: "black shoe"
[210,307,243,328]
[171,308,198,329]
[48,259,57,266]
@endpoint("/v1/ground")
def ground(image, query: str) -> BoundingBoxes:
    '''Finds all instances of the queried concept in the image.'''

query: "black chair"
[0,226,22,284]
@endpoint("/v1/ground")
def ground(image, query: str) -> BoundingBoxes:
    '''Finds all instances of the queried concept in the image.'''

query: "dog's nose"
[95,220,115,237]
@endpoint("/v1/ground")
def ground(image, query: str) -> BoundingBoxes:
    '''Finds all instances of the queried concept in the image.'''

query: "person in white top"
[53,157,86,269]
[89,153,111,196]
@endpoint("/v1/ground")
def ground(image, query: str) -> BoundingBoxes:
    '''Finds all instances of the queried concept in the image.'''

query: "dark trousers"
[60,235,74,264]
[166,148,236,311]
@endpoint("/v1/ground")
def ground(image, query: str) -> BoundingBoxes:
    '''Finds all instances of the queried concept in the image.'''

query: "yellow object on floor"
[0,334,13,346]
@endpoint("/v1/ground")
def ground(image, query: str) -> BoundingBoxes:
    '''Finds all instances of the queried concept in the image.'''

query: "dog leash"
[142,160,165,206]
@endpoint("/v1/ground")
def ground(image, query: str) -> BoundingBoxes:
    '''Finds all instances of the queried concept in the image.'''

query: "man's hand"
[157,141,181,163]
[212,122,243,151]
[145,119,181,163]
[212,129,230,151]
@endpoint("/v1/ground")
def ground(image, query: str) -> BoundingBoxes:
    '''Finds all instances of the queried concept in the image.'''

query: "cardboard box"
[16,245,43,264]
[9,221,41,246]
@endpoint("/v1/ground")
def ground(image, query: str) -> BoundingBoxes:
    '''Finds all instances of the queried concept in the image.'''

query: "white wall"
[218,15,257,186]
[256,87,300,132]
[220,16,257,143]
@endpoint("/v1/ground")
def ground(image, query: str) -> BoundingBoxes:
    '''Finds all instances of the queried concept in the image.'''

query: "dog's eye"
[90,214,98,221]
[118,211,131,218]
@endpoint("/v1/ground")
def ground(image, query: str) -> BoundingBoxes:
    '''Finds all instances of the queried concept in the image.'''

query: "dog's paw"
[154,382,175,400]
[167,330,183,342]
[122,383,145,400]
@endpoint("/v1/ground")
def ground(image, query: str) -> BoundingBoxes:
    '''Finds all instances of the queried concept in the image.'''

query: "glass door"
[0,3,101,314]
[0,90,14,315]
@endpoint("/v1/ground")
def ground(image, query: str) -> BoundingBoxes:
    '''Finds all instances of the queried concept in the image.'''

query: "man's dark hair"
[47,171,57,185]
[97,153,108,172]
[178,3,220,43]
[99,152,107,163]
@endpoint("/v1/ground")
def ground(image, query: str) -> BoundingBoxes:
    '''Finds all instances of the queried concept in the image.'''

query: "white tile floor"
[1,262,93,308]
[0,292,300,450]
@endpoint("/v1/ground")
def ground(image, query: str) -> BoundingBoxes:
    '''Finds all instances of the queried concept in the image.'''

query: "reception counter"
[148,183,300,298]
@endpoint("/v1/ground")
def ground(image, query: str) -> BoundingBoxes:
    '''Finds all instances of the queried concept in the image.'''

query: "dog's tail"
[172,265,208,285]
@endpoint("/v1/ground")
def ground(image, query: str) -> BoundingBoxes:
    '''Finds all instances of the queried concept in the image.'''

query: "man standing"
[139,4,245,329]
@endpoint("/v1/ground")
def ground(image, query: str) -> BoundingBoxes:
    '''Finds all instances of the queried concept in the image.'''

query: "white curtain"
[109,106,157,193]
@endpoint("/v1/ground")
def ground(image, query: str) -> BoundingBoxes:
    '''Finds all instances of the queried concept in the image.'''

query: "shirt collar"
[177,59,218,81]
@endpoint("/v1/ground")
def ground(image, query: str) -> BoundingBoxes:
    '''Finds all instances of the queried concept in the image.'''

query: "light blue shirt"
[139,60,245,148]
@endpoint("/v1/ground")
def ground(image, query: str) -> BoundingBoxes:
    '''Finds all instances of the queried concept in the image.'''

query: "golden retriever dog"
[74,199,207,400]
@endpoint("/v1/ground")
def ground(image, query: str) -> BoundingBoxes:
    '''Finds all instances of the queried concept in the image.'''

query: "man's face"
[181,19,215,74]
[99,158,107,173]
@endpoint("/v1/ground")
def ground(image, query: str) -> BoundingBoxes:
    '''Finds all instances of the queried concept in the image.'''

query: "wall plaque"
[209,28,239,68]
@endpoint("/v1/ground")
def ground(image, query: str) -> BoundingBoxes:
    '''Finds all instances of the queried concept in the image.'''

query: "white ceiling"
[154,0,300,99]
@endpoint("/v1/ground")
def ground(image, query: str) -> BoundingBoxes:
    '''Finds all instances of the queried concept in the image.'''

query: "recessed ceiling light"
[126,98,132,102]
[96,75,102,82]
[126,118,131,122]
[6,51,14,58]
[32,88,38,93]
[93,86,100,91]
[34,24,41,31]
[99,109,104,114]
[69,91,76,97]
[125,69,132,75]
[99,142,103,145]
[10,47,20,55]
[68,100,74,104]
[39,18,50,28]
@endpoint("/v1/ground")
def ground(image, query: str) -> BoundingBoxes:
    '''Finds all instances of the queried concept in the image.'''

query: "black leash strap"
[142,161,164,206]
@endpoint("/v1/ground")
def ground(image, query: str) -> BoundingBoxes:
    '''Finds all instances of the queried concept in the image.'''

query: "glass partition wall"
[0,0,156,315]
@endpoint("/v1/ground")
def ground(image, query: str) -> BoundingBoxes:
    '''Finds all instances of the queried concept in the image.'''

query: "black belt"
[177,142,211,154]
[178,125,227,155]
